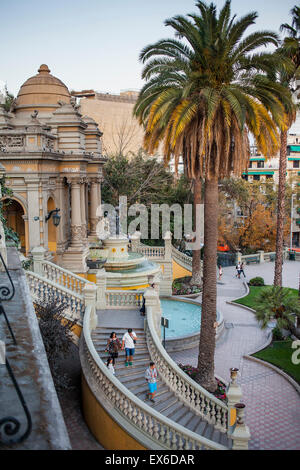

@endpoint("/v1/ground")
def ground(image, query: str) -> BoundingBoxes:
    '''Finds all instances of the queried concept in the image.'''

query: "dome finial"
[38,64,50,74]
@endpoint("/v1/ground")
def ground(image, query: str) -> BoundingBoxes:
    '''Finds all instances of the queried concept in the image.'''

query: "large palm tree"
[274,6,300,287]
[134,0,292,391]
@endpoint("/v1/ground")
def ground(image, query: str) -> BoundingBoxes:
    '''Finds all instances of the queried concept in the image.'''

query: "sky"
[0,0,297,96]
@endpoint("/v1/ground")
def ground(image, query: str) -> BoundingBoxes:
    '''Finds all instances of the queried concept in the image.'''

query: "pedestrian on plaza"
[236,262,242,279]
[240,262,246,278]
[145,362,158,403]
[107,357,115,375]
[121,328,137,367]
[218,265,223,281]
[105,332,121,366]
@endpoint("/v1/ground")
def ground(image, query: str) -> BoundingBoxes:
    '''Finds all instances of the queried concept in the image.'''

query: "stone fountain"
[87,208,161,289]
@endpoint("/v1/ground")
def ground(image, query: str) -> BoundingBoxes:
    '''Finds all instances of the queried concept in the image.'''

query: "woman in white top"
[107,357,115,375]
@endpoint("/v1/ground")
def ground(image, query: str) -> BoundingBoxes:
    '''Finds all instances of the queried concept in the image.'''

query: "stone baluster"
[32,246,46,276]
[232,403,251,450]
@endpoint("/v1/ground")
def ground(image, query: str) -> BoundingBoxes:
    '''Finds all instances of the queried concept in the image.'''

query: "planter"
[86,259,107,269]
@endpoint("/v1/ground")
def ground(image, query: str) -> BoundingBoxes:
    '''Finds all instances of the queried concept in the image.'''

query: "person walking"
[236,262,242,279]
[145,362,158,403]
[240,262,246,278]
[218,265,223,281]
[105,332,121,366]
[107,357,115,375]
[121,328,137,366]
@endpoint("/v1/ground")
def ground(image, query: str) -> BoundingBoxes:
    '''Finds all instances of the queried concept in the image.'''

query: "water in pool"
[160,299,202,339]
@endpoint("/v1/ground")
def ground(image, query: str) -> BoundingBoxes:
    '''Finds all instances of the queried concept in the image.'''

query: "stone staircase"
[91,325,231,449]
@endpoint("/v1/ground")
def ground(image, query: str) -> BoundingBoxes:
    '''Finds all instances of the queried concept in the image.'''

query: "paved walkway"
[170,261,300,450]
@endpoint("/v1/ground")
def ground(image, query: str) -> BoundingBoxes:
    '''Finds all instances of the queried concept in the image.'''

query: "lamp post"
[290,194,295,251]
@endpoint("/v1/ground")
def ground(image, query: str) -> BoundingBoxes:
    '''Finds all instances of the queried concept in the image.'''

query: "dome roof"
[15,64,71,112]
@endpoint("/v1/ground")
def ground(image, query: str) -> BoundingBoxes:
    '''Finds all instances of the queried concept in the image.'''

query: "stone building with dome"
[0,64,106,273]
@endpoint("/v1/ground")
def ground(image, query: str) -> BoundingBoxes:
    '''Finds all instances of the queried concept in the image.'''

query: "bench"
[245,256,259,265]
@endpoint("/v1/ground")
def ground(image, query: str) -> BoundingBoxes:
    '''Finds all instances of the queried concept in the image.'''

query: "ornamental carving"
[71,224,82,241]
[0,135,24,148]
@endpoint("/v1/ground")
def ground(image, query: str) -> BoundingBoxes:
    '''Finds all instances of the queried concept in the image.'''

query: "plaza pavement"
[170,260,300,450]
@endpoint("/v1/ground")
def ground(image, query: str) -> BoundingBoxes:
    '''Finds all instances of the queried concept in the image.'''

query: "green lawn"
[252,340,300,384]
[234,286,298,311]
[234,286,299,384]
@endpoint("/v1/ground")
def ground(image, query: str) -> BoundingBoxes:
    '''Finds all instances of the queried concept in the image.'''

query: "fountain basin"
[161,297,224,352]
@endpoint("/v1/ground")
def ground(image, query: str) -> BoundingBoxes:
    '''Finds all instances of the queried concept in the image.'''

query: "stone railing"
[80,301,228,450]
[136,244,165,259]
[171,246,193,271]
[31,247,92,295]
[144,290,227,433]
[105,290,144,309]
[26,270,85,321]
[143,288,250,449]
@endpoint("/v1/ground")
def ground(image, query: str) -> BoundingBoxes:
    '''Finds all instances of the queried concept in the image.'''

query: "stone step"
[92,325,230,449]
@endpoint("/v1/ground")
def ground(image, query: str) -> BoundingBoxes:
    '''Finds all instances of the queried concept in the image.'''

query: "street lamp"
[45,208,61,227]
[290,194,295,251]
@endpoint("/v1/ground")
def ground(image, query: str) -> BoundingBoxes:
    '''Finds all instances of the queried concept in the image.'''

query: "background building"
[0,65,105,272]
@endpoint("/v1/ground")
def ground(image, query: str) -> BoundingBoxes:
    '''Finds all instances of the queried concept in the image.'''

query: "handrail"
[145,304,228,434]
[82,305,228,450]
[0,250,17,345]
[41,259,92,295]
[26,270,85,321]
[105,290,144,309]
[0,358,32,444]
[171,246,192,270]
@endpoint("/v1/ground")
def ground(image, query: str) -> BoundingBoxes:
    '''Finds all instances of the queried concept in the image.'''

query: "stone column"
[258,250,265,263]
[61,177,88,273]
[160,231,173,297]
[26,179,42,252]
[89,178,100,237]
[232,404,251,450]
[70,178,83,247]
[131,231,141,252]
[83,283,98,330]
[80,179,87,243]
[32,246,46,276]
[227,368,242,436]
[144,287,162,339]
[96,268,107,310]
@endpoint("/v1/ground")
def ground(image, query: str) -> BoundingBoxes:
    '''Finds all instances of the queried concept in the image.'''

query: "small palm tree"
[255,286,300,339]
[273,6,300,287]
[134,0,292,391]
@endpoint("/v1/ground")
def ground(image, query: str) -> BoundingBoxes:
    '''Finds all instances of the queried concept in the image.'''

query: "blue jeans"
[125,348,135,358]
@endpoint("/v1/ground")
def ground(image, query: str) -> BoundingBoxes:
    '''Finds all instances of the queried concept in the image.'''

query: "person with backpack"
[121,328,137,366]
[145,362,158,403]
[105,331,121,366]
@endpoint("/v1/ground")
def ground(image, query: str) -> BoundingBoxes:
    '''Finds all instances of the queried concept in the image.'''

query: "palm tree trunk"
[197,177,218,392]
[274,129,288,287]
[192,177,202,286]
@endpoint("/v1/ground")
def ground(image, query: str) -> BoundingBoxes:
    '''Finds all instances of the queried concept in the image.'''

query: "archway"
[2,199,26,253]
[47,197,57,254]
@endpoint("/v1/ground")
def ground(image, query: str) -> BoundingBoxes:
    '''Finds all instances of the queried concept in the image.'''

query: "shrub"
[249,277,265,286]
[272,325,284,341]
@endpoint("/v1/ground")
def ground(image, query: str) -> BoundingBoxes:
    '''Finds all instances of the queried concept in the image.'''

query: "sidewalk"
[170,263,300,450]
